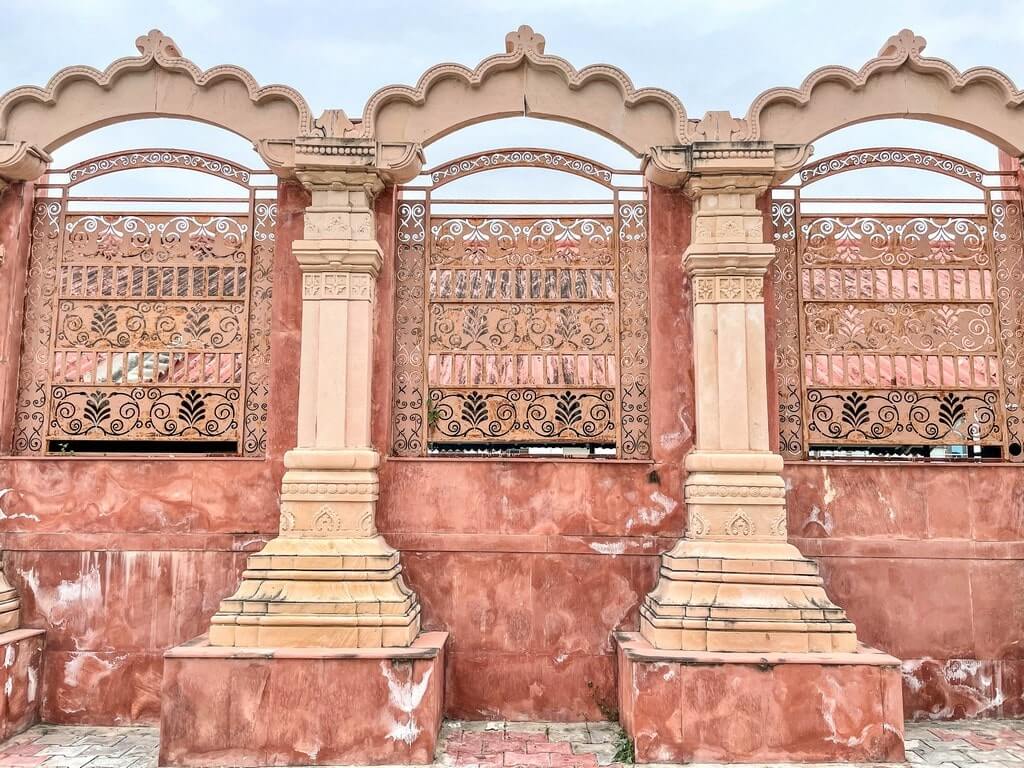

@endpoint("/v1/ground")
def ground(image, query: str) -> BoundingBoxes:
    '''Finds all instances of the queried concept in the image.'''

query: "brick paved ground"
[0,718,1021,767]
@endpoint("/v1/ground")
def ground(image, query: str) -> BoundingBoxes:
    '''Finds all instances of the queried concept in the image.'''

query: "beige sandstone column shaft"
[640,164,857,653]
[208,168,420,648]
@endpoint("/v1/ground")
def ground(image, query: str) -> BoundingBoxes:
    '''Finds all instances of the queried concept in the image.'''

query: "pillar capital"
[644,141,811,188]
[293,149,386,278]
[292,135,424,186]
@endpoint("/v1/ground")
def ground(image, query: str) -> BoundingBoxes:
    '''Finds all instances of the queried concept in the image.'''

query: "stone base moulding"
[615,632,905,764]
[159,631,447,767]
[0,629,44,742]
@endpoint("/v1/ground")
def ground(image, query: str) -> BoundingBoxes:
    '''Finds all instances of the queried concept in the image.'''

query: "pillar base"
[0,629,44,742]
[615,632,904,764]
[640,538,857,652]
[0,575,21,633]
[208,536,421,648]
[159,631,447,767]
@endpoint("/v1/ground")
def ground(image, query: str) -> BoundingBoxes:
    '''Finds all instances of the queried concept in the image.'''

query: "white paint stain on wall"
[17,555,104,644]
[589,541,626,557]
[0,489,39,522]
[27,666,37,702]
[63,653,122,687]
[627,491,679,531]
[382,662,433,745]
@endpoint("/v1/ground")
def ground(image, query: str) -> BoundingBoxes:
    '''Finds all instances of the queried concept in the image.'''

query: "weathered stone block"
[160,631,447,766]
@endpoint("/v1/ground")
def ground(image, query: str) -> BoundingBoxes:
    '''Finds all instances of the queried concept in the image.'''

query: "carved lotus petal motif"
[726,511,755,537]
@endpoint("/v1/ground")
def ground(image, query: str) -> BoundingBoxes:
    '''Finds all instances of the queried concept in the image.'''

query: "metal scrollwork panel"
[393,164,650,459]
[993,201,1024,460]
[801,216,989,267]
[806,388,1001,446]
[242,200,276,456]
[55,301,245,350]
[802,303,996,354]
[12,201,63,454]
[429,303,615,352]
[428,388,616,444]
[797,211,1005,455]
[391,202,427,456]
[769,198,804,458]
[618,202,651,458]
[431,217,614,267]
[49,385,240,441]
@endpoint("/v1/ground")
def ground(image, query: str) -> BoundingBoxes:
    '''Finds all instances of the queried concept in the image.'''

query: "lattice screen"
[770,148,1024,461]
[11,150,277,455]
[391,150,651,459]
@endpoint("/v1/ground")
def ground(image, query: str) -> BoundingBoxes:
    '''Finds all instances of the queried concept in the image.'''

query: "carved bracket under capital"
[293,137,423,187]
[0,141,51,184]
[644,141,812,189]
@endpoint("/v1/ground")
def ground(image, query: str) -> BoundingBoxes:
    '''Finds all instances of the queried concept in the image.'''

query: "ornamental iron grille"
[770,147,1024,461]
[11,149,278,455]
[391,149,651,458]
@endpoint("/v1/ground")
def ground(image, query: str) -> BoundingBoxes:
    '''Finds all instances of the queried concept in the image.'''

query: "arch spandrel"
[0,29,314,177]
[350,25,690,157]
[741,29,1024,155]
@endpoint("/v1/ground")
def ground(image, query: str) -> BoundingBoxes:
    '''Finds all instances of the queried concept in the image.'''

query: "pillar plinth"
[208,162,421,648]
[640,163,857,654]
[0,571,20,633]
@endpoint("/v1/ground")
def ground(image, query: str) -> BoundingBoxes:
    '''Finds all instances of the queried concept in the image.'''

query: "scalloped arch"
[350,25,690,157]
[0,29,313,168]
[743,29,1024,155]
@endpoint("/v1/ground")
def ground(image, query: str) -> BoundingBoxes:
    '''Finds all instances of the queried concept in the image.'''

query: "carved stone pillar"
[640,153,857,653]
[208,155,420,648]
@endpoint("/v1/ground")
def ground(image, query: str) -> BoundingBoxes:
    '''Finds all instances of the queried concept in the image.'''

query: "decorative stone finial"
[878,28,926,59]
[505,25,545,55]
[135,29,181,59]
[314,109,356,138]
[693,110,745,142]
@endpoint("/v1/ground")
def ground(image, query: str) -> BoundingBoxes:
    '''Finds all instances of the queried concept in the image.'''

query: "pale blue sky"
[2,0,1020,194]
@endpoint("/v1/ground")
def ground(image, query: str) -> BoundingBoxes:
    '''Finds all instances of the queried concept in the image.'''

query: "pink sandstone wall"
[786,462,1024,720]
[0,179,1020,723]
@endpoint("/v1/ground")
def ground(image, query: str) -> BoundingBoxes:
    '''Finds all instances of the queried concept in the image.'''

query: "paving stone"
[505,724,549,736]
[545,725,585,742]
[569,743,618,766]
[1,718,1023,768]
[581,723,619,744]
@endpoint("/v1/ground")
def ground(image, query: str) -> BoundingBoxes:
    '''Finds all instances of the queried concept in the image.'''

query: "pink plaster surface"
[784,462,1024,720]
[616,632,905,763]
[159,632,447,766]
[0,630,44,742]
